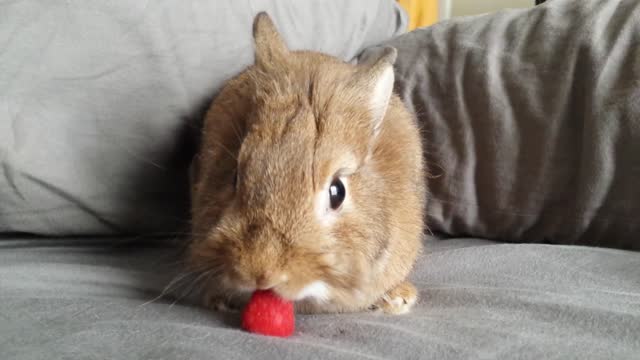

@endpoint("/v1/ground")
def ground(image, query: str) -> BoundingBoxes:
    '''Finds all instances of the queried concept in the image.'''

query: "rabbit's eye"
[232,170,238,189]
[329,178,345,210]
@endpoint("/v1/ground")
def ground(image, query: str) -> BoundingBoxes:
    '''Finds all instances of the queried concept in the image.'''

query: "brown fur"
[188,12,425,314]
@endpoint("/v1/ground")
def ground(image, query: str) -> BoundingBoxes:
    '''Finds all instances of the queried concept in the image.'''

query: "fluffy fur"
[188,12,426,314]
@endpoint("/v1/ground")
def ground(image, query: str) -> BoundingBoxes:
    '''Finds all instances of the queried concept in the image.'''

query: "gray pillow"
[359,0,640,249]
[0,0,407,236]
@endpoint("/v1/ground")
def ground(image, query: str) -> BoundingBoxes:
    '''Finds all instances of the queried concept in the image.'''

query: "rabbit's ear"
[252,12,289,68]
[351,47,397,137]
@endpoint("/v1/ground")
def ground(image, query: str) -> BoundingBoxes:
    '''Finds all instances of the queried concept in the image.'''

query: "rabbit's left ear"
[351,47,397,137]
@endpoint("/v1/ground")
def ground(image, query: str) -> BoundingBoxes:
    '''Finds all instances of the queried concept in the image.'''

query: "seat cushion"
[2,236,639,359]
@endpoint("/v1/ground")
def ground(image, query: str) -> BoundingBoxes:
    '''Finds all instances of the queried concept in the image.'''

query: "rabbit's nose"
[255,270,280,290]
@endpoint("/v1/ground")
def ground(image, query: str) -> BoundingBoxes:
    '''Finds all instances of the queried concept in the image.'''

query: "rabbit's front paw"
[370,281,417,315]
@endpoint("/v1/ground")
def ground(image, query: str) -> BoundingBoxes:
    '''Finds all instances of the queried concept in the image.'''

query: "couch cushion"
[0,0,407,236]
[1,236,639,359]
[359,0,640,249]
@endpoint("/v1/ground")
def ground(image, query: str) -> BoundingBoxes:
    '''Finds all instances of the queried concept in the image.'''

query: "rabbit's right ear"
[252,12,289,68]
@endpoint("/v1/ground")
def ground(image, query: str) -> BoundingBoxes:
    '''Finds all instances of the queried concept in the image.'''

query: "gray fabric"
[0,0,407,236]
[360,0,640,249]
[2,236,639,359]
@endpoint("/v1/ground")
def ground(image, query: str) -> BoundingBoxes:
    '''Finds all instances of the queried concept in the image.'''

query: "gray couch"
[2,0,639,359]
[3,236,639,359]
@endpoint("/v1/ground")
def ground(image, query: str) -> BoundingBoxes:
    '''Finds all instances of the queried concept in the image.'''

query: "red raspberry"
[241,290,295,337]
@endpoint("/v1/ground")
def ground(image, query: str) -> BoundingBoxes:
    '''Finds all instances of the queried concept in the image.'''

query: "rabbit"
[187,12,426,315]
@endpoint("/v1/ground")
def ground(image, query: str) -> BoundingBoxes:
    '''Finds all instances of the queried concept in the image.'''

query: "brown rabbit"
[187,12,425,314]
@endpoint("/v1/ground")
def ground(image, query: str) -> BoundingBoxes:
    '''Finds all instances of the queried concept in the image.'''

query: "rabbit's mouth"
[218,270,333,304]
[292,280,331,302]
[260,281,332,304]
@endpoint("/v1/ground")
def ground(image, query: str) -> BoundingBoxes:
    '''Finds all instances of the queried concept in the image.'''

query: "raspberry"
[241,290,295,337]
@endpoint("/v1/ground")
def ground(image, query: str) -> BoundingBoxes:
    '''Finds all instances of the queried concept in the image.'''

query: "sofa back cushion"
[0,0,407,236]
